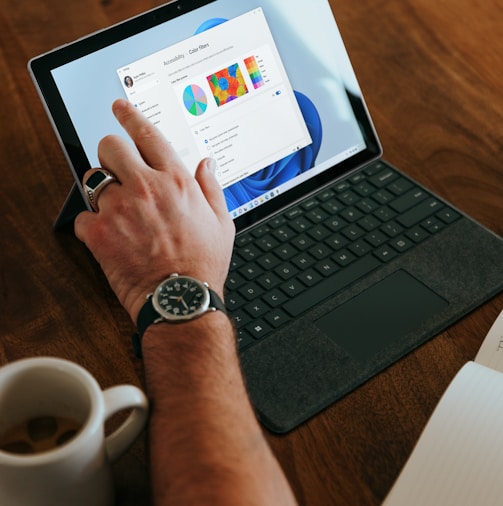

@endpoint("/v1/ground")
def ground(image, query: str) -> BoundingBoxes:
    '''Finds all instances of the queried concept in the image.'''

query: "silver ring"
[83,169,119,211]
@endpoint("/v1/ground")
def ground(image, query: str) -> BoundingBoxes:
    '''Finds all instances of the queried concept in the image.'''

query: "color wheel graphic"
[183,84,208,116]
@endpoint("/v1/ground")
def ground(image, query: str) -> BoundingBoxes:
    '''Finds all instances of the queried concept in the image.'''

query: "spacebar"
[283,255,382,317]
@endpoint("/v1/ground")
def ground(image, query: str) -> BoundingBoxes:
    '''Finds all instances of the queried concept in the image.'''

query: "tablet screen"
[29,0,381,228]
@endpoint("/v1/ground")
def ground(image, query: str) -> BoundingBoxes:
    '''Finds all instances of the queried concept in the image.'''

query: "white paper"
[475,310,503,372]
[384,310,503,505]
[384,361,503,505]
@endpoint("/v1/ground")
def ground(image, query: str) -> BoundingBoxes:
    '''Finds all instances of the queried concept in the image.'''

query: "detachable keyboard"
[225,161,461,349]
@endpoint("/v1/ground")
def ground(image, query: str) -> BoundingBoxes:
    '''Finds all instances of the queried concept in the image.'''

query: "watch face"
[152,276,210,321]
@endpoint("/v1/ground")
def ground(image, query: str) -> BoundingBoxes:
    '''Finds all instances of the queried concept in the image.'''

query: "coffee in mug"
[0,415,82,454]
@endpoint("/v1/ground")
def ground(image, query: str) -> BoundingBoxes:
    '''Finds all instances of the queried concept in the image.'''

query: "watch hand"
[180,281,192,298]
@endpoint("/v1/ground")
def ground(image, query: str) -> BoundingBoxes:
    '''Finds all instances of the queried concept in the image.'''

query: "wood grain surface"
[0,1,501,504]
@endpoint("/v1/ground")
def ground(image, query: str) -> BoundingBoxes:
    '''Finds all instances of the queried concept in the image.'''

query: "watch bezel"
[151,275,211,322]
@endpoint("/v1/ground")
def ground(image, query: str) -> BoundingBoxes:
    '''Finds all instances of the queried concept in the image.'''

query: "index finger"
[112,98,185,172]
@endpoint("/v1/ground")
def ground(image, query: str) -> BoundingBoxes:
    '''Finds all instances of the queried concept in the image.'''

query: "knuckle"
[133,122,160,145]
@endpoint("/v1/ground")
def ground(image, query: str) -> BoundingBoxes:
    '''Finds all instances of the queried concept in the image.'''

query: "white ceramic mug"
[0,357,149,506]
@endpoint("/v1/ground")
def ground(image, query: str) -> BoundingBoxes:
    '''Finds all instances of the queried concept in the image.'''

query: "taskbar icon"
[230,189,279,219]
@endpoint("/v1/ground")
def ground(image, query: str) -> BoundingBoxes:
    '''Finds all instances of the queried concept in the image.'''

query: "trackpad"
[316,270,448,361]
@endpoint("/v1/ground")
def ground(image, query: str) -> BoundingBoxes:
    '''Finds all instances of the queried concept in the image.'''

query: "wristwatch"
[132,273,226,356]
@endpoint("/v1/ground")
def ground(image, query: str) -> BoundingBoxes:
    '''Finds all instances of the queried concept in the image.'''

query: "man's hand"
[74,99,235,324]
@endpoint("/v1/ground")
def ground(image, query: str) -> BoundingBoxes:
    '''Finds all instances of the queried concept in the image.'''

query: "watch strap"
[208,288,227,314]
[132,287,226,358]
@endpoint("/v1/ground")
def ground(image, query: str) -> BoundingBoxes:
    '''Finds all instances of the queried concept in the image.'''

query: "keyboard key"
[236,330,254,349]
[354,181,375,197]
[421,217,445,233]
[342,224,365,241]
[387,177,413,195]
[235,234,253,247]
[390,188,428,213]
[262,289,288,307]
[365,230,387,247]
[333,250,356,267]
[240,245,261,260]
[325,216,347,232]
[357,198,378,214]
[275,244,298,260]
[280,279,305,297]
[256,235,280,251]
[246,320,273,340]
[251,224,271,237]
[381,220,404,238]
[292,252,316,269]
[232,309,252,329]
[358,215,381,232]
[349,239,372,257]
[308,224,331,241]
[315,259,339,277]
[397,198,443,228]
[226,272,246,291]
[390,236,414,253]
[373,189,394,205]
[292,234,314,250]
[340,206,364,223]
[239,282,263,301]
[244,300,269,318]
[369,168,397,187]
[275,263,299,280]
[298,269,323,287]
[326,233,349,250]
[264,309,290,328]
[406,226,430,243]
[285,207,303,219]
[229,253,244,271]
[226,293,246,311]
[257,272,282,290]
[306,208,329,223]
[437,208,461,224]
[269,215,287,228]
[322,198,341,214]
[239,263,263,280]
[374,205,397,222]
[334,180,351,192]
[349,171,366,184]
[374,245,398,262]
[337,190,359,205]
[309,244,332,260]
[290,216,312,233]
[256,253,281,270]
[364,162,387,176]
[302,198,319,211]
[273,224,295,241]
[317,189,334,201]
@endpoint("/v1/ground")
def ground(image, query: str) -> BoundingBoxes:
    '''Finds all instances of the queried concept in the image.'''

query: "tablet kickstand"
[53,183,89,231]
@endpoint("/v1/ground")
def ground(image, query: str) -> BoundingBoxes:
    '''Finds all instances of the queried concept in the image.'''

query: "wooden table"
[1,0,501,504]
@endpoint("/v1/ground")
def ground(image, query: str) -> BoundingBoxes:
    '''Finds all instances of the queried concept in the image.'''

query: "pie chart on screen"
[183,84,208,116]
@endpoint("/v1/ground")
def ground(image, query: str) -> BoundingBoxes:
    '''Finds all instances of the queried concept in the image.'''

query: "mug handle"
[102,385,149,462]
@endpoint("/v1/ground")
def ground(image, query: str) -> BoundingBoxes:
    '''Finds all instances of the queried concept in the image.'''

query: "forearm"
[142,313,297,506]
[73,99,294,504]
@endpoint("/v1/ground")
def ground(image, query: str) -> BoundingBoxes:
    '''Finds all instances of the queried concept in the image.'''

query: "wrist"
[141,311,236,356]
